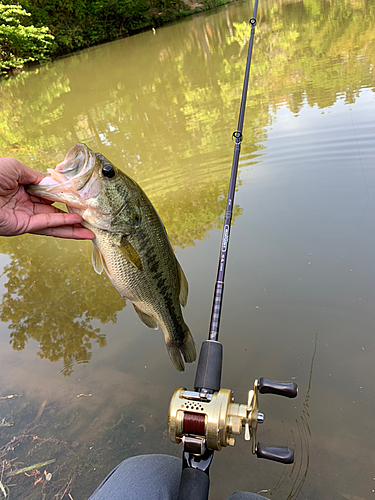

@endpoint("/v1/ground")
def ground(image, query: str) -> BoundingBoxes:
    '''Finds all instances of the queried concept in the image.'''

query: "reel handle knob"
[258,378,298,398]
[256,442,294,464]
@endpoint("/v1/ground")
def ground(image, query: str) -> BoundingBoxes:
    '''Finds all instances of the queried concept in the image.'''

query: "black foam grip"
[178,467,210,500]
[194,341,223,392]
[258,378,298,398]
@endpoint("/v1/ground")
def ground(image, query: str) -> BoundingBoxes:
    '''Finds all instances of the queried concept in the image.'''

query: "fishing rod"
[168,2,298,499]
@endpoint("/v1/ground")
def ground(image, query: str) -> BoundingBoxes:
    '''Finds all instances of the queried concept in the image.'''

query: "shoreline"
[1,0,236,80]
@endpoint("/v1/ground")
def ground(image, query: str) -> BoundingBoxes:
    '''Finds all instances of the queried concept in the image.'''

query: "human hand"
[0,157,94,239]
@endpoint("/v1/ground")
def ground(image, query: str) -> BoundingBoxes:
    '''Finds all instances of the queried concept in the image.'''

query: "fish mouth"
[26,143,97,209]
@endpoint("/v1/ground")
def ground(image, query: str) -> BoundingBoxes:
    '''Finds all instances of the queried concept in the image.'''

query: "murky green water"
[1,0,375,498]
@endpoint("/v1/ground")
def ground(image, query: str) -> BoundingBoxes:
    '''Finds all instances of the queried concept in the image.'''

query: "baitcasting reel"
[168,377,297,464]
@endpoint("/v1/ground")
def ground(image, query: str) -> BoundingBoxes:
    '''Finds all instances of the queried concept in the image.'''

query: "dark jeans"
[89,454,268,500]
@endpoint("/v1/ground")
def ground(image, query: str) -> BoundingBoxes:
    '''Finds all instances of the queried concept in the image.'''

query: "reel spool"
[168,377,297,464]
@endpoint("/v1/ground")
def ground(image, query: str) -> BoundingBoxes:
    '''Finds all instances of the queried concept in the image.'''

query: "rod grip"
[194,341,223,392]
[178,467,210,500]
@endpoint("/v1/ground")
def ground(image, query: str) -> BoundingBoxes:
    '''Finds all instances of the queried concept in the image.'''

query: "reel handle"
[258,378,298,398]
[256,442,294,464]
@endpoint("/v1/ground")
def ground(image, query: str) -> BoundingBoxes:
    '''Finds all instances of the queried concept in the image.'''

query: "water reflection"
[0,235,122,375]
[0,0,374,497]
[0,146,242,374]
[1,0,373,166]
[0,0,373,377]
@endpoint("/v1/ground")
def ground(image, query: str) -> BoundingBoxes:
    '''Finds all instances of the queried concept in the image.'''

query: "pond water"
[0,0,375,498]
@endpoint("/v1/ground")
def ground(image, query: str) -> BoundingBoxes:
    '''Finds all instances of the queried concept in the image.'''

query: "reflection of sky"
[0,252,11,321]
[0,283,10,341]
[235,89,375,309]
[211,83,375,500]
[241,88,375,182]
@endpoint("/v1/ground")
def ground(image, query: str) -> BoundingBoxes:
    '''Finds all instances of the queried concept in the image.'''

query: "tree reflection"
[0,0,374,374]
[0,236,123,375]
[1,0,374,165]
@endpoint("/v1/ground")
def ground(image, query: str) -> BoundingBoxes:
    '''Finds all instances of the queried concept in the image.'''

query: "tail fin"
[166,326,196,372]
[180,327,196,364]
[167,344,185,371]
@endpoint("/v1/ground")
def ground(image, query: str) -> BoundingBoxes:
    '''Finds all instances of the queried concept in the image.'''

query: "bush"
[0,2,54,73]
[20,0,153,53]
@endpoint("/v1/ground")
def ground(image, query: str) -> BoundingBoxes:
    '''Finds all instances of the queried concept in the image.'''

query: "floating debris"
[6,459,56,477]
[0,419,13,427]
[76,394,92,398]
[25,470,40,477]
[0,480,7,498]
[104,414,123,430]
[31,399,47,425]
[0,395,18,401]
[44,470,52,481]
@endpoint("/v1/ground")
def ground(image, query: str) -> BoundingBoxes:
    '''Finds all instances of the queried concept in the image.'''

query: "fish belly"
[91,227,196,371]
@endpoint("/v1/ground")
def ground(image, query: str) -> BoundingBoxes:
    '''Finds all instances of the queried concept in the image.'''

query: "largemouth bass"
[26,143,196,371]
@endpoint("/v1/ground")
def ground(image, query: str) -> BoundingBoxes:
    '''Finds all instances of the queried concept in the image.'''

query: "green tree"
[0,2,53,73]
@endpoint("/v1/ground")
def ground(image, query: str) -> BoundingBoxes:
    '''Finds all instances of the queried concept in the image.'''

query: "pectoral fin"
[115,236,143,271]
[176,258,188,307]
[133,304,158,330]
[91,244,104,275]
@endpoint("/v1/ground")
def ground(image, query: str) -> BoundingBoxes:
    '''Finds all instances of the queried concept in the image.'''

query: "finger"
[29,195,55,206]
[26,212,87,233]
[32,225,95,240]
[1,158,45,186]
[17,163,44,185]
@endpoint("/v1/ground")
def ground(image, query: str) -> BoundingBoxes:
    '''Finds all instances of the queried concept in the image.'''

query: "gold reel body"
[168,381,260,454]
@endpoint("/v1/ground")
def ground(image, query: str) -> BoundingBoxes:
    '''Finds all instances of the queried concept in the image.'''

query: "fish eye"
[102,164,115,178]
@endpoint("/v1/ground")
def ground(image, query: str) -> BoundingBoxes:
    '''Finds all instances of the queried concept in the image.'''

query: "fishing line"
[271,334,317,500]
